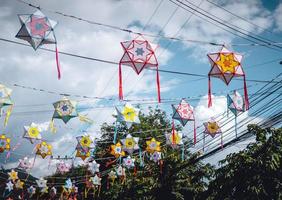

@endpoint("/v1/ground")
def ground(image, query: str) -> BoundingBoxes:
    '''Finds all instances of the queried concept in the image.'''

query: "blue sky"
[0,0,281,177]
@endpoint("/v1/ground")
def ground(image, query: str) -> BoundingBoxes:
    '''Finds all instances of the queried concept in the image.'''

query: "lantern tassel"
[156,67,161,103]
[55,45,61,80]
[118,62,123,100]
[208,76,212,107]
[193,120,197,145]
[243,75,249,110]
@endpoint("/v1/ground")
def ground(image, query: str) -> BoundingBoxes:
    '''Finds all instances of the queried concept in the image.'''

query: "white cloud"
[274,3,282,32]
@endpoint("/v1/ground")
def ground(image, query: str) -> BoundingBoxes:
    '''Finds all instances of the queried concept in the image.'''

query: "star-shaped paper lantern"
[6,181,14,192]
[119,35,161,102]
[90,175,101,186]
[88,160,100,173]
[8,169,18,182]
[123,156,135,169]
[116,165,126,177]
[150,151,162,163]
[166,131,183,148]
[172,99,196,144]
[16,10,61,79]
[146,138,161,153]
[35,141,52,159]
[108,170,117,182]
[227,90,245,117]
[50,186,57,197]
[18,157,33,170]
[207,46,249,109]
[56,161,71,174]
[121,134,139,154]
[27,186,36,196]
[203,120,222,138]
[110,142,125,158]
[64,178,73,190]
[15,179,24,189]
[52,97,78,124]
[116,103,140,126]
[76,135,93,148]
[23,123,42,143]
[0,134,11,153]
[36,178,47,188]
[75,144,90,161]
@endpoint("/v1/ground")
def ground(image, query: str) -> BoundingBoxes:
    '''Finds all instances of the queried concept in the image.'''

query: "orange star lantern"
[35,141,52,159]
[207,46,249,109]
[110,142,125,158]
[146,138,161,153]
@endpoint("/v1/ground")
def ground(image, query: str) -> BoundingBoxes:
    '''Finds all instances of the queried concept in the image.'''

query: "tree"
[204,125,282,200]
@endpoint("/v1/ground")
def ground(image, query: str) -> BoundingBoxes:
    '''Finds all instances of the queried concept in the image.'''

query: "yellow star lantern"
[207,46,249,109]
[15,179,24,189]
[122,106,136,122]
[8,169,18,182]
[116,103,140,125]
[146,138,161,153]
[215,53,239,73]
[207,122,220,134]
[79,135,92,148]
[0,134,11,153]
[36,141,52,159]
[110,142,125,158]
[23,123,42,143]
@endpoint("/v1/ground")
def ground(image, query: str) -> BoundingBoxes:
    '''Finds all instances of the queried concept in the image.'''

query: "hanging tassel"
[203,133,205,152]
[5,151,11,162]
[172,120,176,145]
[113,121,118,144]
[4,105,13,127]
[49,119,56,133]
[159,160,163,174]
[181,145,185,161]
[193,120,196,145]
[118,62,123,100]
[107,177,110,190]
[208,76,212,108]
[139,149,143,167]
[221,132,223,150]
[156,67,161,103]
[243,75,249,110]
[55,44,61,80]
[235,115,238,138]
[78,114,93,124]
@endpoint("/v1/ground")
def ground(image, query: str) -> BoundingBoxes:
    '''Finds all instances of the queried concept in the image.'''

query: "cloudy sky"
[0,0,281,177]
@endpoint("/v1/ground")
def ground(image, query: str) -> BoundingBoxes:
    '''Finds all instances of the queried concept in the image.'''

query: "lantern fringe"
[55,45,61,80]
[243,75,249,110]
[208,76,212,108]
[156,67,161,103]
[118,62,123,100]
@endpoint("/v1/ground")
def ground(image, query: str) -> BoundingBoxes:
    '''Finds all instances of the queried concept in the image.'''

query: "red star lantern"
[172,99,196,144]
[207,46,249,110]
[119,35,160,102]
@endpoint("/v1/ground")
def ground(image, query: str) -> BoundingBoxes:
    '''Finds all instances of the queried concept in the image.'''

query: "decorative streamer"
[113,121,118,144]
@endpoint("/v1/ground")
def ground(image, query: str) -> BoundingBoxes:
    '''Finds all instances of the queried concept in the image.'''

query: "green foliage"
[96,107,214,200]
[204,125,282,200]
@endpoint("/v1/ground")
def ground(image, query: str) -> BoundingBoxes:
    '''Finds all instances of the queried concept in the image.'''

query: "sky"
[0,0,281,177]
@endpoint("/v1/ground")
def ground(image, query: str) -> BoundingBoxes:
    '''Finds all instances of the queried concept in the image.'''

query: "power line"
[169,0,282,52]
[0,37,279,84]
[182,0,280,47]
[13,0,282,47]
[206,0,276,36]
